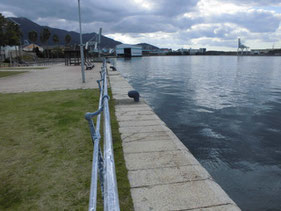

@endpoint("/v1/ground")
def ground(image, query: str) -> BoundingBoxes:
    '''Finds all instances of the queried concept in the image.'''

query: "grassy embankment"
[0,67,48,78]
[0,71,27,78]
[0,67,48,70]
[0,89,133,210]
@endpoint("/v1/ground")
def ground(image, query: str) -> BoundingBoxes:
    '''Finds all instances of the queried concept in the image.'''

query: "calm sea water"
[111,56,281,211]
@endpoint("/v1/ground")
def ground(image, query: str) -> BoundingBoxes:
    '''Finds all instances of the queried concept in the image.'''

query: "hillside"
[9,17,122,48]
[136,43,159,51]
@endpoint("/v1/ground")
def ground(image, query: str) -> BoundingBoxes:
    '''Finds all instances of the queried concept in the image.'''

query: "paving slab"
[121,131,170,143]
[131,180,238,211]
[117,113,161,122]
[128,165,211,188]
[124,150,198,170]
[119,125,169,134]
[115,105,153,112]
[123,139,177,154]
[116,110,155,117]
[118,119,164,128]
[191,204,241,211]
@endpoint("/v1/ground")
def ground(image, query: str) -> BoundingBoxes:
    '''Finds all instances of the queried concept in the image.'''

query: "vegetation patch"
[0,89,133,210]
[0,71,27,78]
[0,67,48,70]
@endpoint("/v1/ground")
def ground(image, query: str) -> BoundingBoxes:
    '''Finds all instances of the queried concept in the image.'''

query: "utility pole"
[78,0,85,83]
[98,28,102,57]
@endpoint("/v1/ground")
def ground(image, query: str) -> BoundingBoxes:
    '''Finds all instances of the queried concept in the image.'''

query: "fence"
[85,59,120,211]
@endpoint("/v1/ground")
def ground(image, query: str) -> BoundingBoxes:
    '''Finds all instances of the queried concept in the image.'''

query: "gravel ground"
[0,63,101,93]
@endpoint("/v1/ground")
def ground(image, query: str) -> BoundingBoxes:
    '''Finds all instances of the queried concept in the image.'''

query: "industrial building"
[116,44,142,57]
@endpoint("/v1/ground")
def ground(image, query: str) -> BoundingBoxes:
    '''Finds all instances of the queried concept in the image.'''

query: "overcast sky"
[1,0,281,50]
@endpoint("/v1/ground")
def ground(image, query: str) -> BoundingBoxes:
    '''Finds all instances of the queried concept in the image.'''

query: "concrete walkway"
[108,69,241,211]
[0,63,100,93]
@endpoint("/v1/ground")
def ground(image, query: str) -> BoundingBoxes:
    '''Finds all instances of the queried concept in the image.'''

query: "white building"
[0,46,20,60]
[116,44,142,57]
[189,48,206,55]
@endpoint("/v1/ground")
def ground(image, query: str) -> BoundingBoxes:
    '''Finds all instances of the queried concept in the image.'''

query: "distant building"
[177,48,189,54]
[23,44,44,52]
[0,45,20,60]
[141,48,158,55]
[189,48,206,55]
[137,43,159,55]
[250,49,270,55]
[116,44,142,57]
[159,48,172,54]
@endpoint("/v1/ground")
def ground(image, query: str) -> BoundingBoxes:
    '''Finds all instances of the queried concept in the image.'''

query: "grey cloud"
[109,15,196,33]
[0,0,199,23]
[178,24,243,41]
[152,0,199,16]
[196,38,238,48]
[172,16,203,30]
[0,0,134,23]
[209,10,281,33]
[0,1,79,21]
[220,0,281,6]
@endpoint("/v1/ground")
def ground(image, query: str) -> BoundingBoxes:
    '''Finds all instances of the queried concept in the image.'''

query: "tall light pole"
[98,28,102,57]
[78,0,85,83]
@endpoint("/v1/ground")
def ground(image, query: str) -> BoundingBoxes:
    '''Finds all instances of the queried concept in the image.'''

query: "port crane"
[85,28,102,54]
[237,38,249,55]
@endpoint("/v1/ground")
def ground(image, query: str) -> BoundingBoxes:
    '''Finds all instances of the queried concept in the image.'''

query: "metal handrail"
[85,59,120,211]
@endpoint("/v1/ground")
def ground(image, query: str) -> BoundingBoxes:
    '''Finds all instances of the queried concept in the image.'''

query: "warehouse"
[116,44,142,57]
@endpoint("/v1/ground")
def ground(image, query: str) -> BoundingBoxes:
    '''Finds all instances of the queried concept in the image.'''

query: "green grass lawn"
[0,67,48,70]
[0,71,27,78]
[0,89,133,210]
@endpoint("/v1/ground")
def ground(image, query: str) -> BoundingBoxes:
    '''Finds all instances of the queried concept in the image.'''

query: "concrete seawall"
[108,68,241,211]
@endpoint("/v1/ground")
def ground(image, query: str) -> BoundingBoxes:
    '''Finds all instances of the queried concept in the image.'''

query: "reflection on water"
[112,56,281,211]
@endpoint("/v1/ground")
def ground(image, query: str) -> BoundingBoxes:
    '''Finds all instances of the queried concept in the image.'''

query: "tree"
[52,34,59,58]
[28,30,38,43]
[40,27,51,58]
[0,14,6,61]
[52,34,59,45]
[64,34,71,46]
[5,20,21,46]
[0,14,21,46]
[0,13,21,62]
[0,13,6,47]
[28,30,37,52]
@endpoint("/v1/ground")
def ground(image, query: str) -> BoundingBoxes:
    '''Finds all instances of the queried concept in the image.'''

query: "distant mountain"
[9,17,122,48]
[137,43,159,51]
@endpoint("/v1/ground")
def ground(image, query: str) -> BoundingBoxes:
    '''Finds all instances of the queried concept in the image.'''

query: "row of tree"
[28,29,72,58]
[0,13,72,48]
[28,29,72,46]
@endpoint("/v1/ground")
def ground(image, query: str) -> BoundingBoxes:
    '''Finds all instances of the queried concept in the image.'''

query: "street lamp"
[78,0,85,83]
